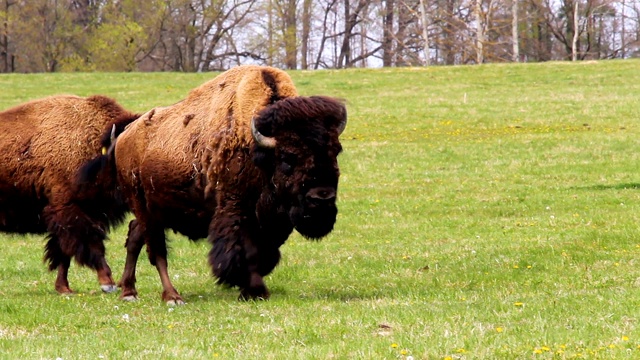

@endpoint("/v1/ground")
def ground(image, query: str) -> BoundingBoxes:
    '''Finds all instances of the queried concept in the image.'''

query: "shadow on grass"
[184,285,388,303]
[573,183,640,191]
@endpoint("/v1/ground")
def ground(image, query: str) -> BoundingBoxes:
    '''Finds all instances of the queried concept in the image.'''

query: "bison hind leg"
[44,234,68,272]
[44,236,73,294]
[44,204,116,293]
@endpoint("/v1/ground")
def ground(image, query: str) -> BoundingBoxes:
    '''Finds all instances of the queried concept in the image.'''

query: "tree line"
[1,0,638,73]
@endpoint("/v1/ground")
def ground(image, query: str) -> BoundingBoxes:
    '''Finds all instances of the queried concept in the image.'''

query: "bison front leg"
[119,219,184,305]
[208,214,273,300]
[145,223,184,305]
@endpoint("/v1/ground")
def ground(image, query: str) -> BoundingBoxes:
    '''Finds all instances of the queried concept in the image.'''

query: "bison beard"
[87,65,347,303]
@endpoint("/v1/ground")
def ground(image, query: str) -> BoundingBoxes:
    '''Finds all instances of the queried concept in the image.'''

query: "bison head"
[252,96,346,239]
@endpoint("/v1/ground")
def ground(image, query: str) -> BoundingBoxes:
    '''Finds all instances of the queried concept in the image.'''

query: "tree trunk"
[314,0,337,69]
[284,0,297,69]
[338,0,351,68]
[267,0,274,66]
[418,0,430,66]
[1,1,9,73]
[572,0,579,61]
[444,0,456,64]
[512,0,519,62]
[301,0,312,69]
[621,0,626,58]
[475,0,484,64]
[394,0,410,66]
[382,0,394,67]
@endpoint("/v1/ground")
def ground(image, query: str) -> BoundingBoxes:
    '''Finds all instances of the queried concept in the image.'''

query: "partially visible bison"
[0,95,138,294]
[80,65,347,303]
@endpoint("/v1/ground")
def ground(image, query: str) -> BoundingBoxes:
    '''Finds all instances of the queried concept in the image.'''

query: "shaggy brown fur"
[83,65,346,303]
[0,95,138,294]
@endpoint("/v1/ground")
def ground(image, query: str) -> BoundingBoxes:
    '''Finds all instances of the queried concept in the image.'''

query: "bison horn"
[110,124,116,143]
[251,117,276,148]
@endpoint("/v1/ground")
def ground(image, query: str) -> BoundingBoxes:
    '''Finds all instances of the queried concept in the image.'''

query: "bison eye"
[280,162,292,174]
[279,153,297,174]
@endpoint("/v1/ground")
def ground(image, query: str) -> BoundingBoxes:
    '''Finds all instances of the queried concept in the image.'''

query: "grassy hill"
[1,60,639,358]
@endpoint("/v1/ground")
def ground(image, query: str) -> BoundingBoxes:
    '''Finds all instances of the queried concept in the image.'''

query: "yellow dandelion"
[391,343,398,348]
[400,349,408,355]
[513,265,520,269]
[527,265,532,269]
[456,348,466,353]
[444,357,453,360]
[514,302,524,307]
[533,349,542,354]
[608,344,616,349]
[622,336,629,341]
[541,346,550,352]
[496,327,504,333]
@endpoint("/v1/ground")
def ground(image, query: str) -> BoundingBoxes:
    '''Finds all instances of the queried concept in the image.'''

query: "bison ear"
[323,97,347,136]
[335,103,347,136]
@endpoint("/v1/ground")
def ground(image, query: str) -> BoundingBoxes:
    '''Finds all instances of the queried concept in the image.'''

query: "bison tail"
[43,204,109,270]
[77,153,110,185]
[73,113,138,230]
[77,112,138,185]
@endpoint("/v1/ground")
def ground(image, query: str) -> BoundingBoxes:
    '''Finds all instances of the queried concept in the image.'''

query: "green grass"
[1,60,640,359]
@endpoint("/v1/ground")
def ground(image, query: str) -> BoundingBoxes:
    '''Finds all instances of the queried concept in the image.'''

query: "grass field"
[1,60,639,359]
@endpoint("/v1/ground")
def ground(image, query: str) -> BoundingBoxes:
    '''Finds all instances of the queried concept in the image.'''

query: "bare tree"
[0,0,638,72]
[337,0,369,68]
[419,0,431,65]
[300,0,313,69]
[313,0,338,69]
[382,0,394,66]
[281,0,298,69]
[475,0,484,63]
[1,0,16,72]
[512,0,519,61]
[572,0,579,60]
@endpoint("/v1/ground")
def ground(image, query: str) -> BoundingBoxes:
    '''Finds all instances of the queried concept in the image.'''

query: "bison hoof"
[101,284,119,293]
[167,299,185,306]
[56,286,73,295]
[121,295,138,302]
[238,289,270,301]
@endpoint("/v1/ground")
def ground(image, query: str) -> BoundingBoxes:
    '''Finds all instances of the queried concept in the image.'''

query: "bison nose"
[306,187,336,205]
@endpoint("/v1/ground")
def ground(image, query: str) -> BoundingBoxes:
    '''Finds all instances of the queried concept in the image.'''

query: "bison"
[0,95,138,294]
[79,65,347,303]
